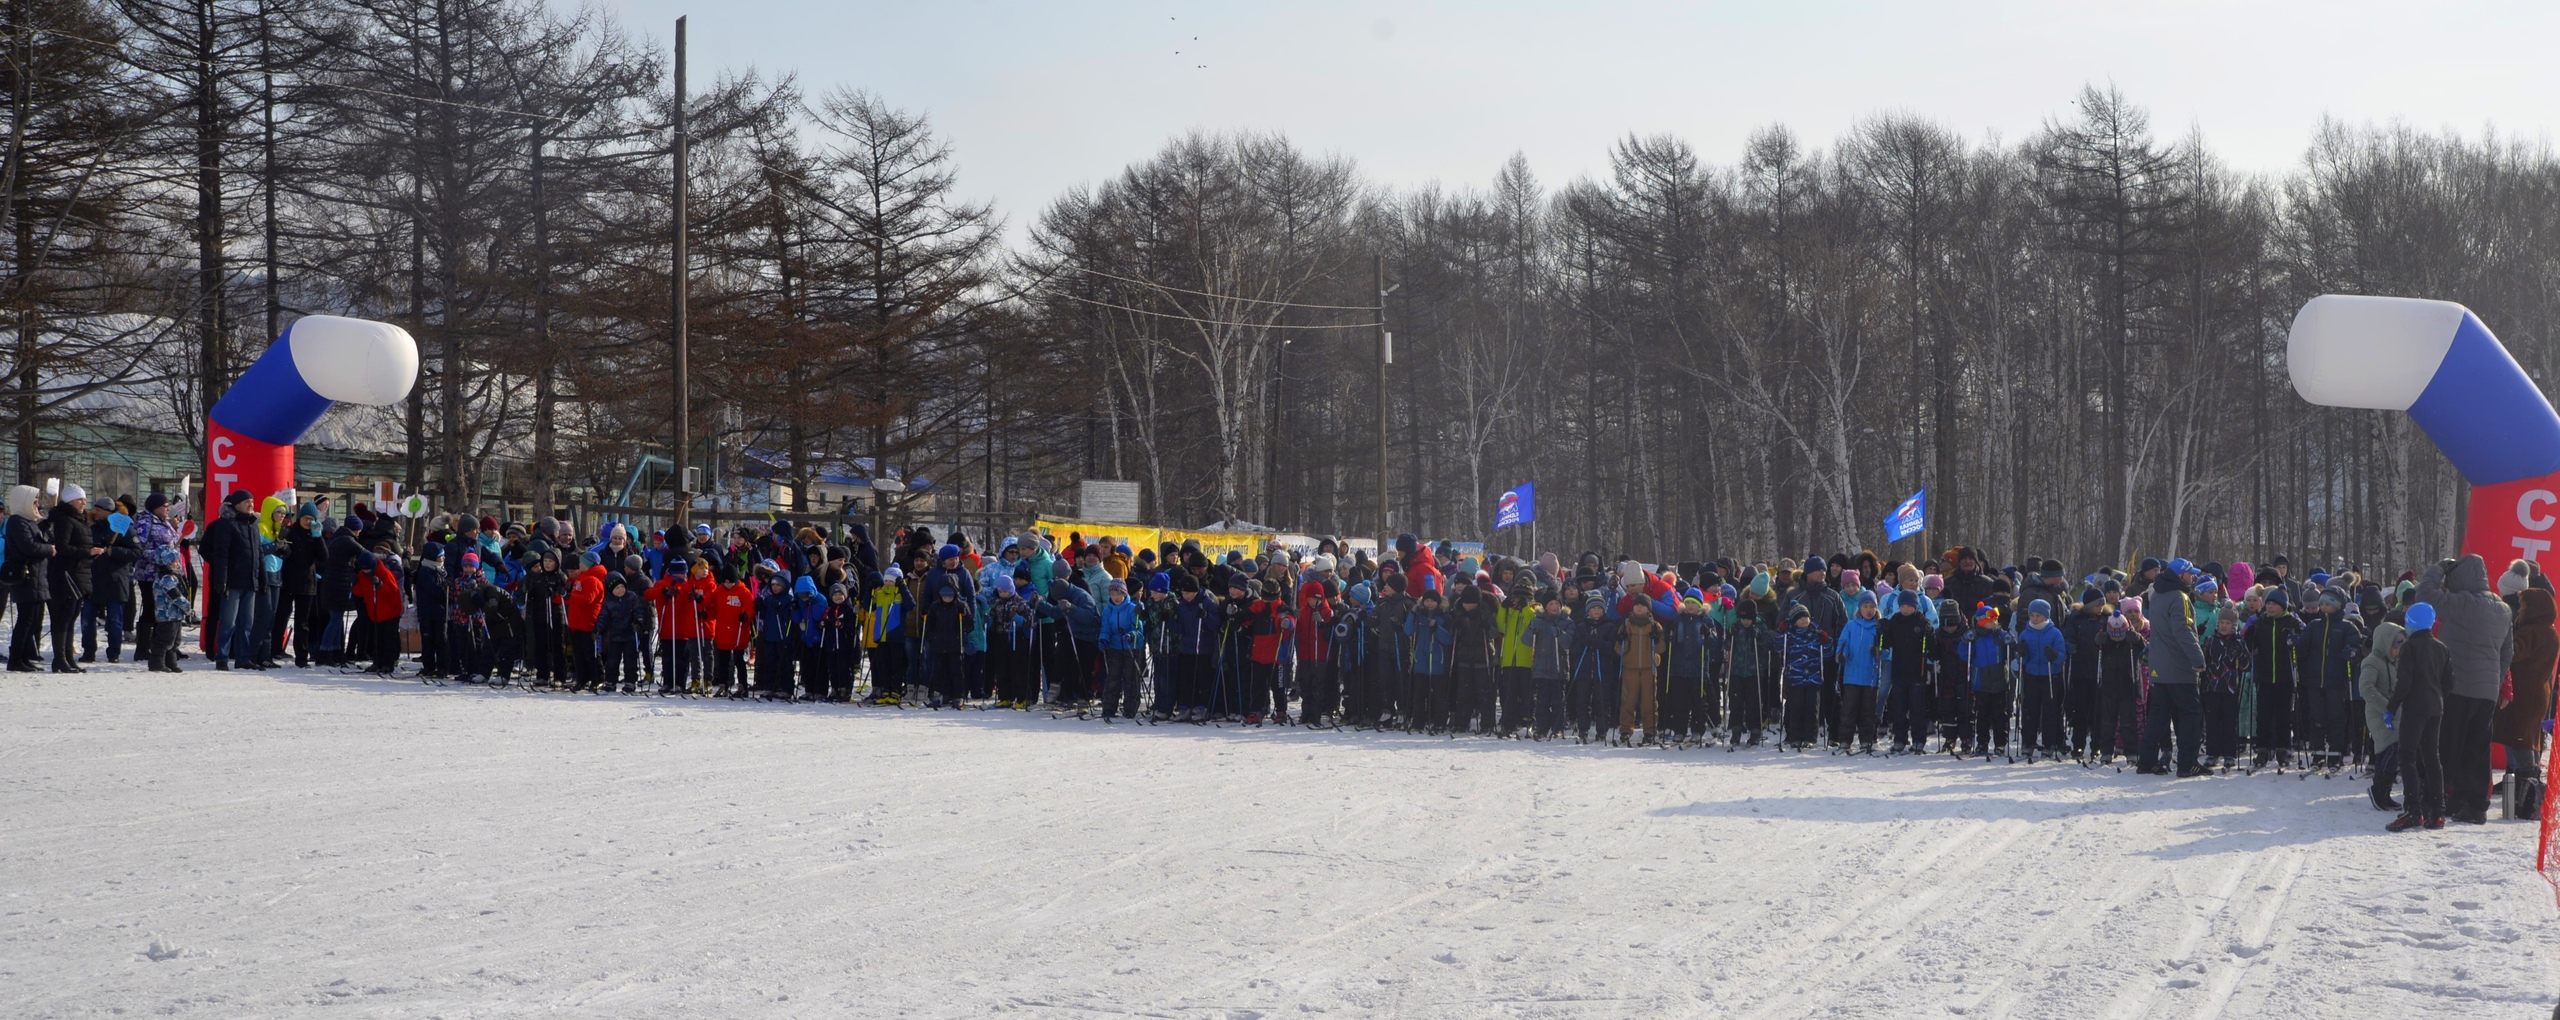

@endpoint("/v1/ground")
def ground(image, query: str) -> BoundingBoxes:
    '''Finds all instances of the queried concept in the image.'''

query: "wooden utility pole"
[671,16,692,530]
[1374,255,1388,547]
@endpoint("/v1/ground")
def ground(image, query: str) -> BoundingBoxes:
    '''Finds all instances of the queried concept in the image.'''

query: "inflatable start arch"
[2288,294,2560,567]
[204,316,419,523]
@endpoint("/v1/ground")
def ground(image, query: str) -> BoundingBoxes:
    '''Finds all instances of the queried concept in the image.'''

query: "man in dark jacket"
[83,501,139,663]
[278,504,323,665]
[2417,554,2513,824]
[199,489,262,669]
[317,516,366,664]
[2139,560,2208,776]
[1939,548,1998,623]
[43,484,96,672]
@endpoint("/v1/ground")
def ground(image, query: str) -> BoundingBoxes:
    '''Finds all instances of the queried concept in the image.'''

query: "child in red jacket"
[708,564,754,697]
[351,550,405,675]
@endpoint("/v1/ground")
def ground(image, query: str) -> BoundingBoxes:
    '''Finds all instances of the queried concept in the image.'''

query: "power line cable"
[1067,264,1379,312]
[1045,290,1377,330]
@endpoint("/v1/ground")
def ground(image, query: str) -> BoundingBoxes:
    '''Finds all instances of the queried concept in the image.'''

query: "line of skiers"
[8,484,2548,832]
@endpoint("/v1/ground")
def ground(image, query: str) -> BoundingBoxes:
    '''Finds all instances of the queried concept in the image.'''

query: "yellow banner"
[1033,518,1268,562]
[1032,519,1160,555]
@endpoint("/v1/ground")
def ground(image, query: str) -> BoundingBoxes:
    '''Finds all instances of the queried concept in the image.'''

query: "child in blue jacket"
[1962,606,2014,756]
[1835,593,1884,751]
[1097,579,1144,720]
[1781,605,1827,748]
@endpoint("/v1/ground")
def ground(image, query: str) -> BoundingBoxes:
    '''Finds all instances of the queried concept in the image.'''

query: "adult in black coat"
[1939,547,1998,622]
[199,489,262,668]
[84,503,139,663]
[278,506,323,662]
[44,487,96,671]
[318,517,366,663]
[4,484,56,670]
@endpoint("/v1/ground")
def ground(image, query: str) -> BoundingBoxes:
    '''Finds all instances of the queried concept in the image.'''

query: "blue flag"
[1884,489,1926,543]
[1493,482,1535,531]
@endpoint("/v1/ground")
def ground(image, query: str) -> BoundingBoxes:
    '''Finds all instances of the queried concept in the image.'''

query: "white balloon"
[2286,293,2464,411]
[289,315,420,407]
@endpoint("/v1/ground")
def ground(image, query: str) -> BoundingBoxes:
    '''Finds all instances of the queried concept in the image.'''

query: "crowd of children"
[2,481,2549,833]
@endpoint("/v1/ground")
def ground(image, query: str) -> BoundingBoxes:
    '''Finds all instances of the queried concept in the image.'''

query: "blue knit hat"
[2028,599,2051,618]
[2405,602,2436,631]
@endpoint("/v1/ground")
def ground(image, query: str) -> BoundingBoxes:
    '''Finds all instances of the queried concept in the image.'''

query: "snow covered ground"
[4,663,2555,1019]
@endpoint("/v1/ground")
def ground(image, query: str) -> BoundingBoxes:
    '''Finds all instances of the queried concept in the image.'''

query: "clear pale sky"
[589,0,2560,229]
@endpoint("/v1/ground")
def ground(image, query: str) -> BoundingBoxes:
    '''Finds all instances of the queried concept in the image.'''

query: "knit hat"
[2499,560,2532,597]
[1108,578,1128,594]
[2028,599,2051,618]
[1923,574,1943,591]
[2138,557,2162,574]
[829,583,848,600]
[2265,588,2288,607]
[144,492,169,513]
[479,514,499,534]
[1803,556,1827,574]
[1857,591,1877,609]
[224,489,254,507]
[994,574,1016,596]
[1350,582,1373,605]
[57,482,84,504]
[2405,602,2437,631]
[2196,577,2218,594]
[606,574,627,592]
[1976,606,2000,626]
[1840,568,1860,590]
[939,543,961,561]
[1310,553,1336,573]
[1789,604,1812,621]
[2106,613,2127,632]
[882,566,904,582]
[461,551,481,570]
[1719,583,1736,600]
[2309,570,2332,586]
[1175,573,1200,594]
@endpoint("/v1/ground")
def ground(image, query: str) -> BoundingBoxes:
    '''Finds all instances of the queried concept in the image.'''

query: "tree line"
[7,0,2553,573]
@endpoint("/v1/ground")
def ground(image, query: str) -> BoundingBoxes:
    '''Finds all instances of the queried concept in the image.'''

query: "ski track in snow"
[1,664,2553,1019]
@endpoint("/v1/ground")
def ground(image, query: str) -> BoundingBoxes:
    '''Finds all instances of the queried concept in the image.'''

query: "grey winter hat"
[624,554,646,576]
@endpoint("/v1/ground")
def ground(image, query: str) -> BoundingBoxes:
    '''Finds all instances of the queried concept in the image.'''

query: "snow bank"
[1,665,2551,1018]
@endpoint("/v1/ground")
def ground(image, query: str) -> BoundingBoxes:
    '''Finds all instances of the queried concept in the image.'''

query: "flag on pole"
[1884,489,1926,543]
[1493,482,1536,531]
